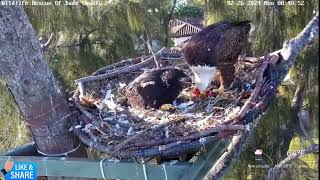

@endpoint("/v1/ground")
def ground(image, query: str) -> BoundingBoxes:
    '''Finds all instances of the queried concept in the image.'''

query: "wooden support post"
[0,3,88,162]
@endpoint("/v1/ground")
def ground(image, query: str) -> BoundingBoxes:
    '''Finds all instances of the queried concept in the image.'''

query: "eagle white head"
[190,65,217,94]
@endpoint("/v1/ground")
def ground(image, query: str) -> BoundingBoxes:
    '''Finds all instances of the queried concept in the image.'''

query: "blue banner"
[4,162,37,180]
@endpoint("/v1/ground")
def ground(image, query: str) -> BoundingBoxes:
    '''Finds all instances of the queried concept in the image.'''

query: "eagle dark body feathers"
[182,20,252,86]
[125,68,189,109]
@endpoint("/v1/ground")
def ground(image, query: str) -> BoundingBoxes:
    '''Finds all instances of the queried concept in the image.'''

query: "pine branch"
[203,12,319,180]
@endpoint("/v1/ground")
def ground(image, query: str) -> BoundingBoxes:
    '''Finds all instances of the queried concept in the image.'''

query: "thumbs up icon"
[1,160,14,175]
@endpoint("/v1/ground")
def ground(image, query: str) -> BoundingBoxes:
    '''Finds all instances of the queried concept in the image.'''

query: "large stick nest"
[70,48,280,158]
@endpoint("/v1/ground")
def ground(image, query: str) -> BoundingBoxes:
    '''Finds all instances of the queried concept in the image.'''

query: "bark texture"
[0,5,84,157]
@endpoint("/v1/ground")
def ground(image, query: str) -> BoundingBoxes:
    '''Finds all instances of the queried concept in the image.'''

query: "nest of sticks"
[70,48,280,158]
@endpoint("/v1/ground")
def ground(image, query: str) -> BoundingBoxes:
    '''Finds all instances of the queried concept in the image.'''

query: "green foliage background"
[0,0,318,179]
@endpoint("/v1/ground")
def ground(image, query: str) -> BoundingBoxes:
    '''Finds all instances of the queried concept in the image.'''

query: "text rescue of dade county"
[0,0,104,6]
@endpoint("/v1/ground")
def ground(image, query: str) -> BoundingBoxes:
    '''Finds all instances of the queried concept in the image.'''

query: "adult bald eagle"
[125,68,191,109]
[182,20,254,96]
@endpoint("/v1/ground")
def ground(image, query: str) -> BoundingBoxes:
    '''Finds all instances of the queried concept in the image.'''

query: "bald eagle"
[125,68,191,109]
[182,20,254,96]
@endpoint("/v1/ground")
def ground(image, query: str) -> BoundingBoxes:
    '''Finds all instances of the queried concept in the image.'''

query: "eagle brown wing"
[125,69,188,109]
[182,20,251,87]
[125,70,165,109]
[215,21,251,86]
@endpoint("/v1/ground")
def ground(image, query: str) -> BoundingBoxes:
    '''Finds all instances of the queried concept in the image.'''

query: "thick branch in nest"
[111,117,188,153]
[235,51,270,122]
[118,124,245,150]
[75,48,166,84]
[92,56,151,76]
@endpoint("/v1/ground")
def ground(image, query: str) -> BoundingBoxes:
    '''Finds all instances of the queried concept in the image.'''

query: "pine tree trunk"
[163,0,177,46]
[0,5,87,160]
